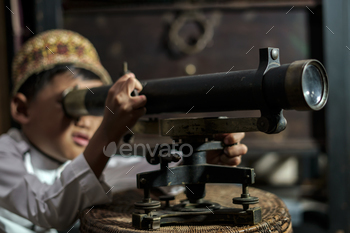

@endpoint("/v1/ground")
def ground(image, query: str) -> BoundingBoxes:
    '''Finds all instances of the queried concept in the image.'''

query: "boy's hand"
[84,73,146,178]
[206,133,248,166]
[100,73,147,141]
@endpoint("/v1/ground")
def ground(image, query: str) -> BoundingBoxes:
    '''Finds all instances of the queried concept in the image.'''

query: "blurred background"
[0,0,349,232]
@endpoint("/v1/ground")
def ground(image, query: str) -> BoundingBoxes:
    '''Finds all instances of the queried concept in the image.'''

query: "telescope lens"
[302,64,323,107]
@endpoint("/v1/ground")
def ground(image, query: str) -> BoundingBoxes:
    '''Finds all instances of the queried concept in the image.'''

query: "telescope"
[62,48,328,229]
[63,47,328,134]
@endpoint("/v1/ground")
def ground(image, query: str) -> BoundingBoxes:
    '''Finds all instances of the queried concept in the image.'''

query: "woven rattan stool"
[80,184,292,233]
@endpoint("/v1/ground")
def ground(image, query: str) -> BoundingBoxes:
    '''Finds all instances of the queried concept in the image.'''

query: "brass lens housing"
[285,59,328,111]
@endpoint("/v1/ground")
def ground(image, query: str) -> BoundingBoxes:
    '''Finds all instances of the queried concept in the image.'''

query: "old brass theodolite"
[130,117,263,229]
[62,48,329,230]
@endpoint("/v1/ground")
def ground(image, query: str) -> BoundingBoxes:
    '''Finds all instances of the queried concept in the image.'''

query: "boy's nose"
[74,116,92,129]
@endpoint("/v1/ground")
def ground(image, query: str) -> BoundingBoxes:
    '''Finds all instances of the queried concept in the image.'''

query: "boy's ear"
[11,93,30,125]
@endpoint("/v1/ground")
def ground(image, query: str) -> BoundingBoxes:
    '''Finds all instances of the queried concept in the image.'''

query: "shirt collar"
[7,128,67,169]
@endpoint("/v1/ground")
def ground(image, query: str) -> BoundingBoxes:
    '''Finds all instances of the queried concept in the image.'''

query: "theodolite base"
[132,205,262,230]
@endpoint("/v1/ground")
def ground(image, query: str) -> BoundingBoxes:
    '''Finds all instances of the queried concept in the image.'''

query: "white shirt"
[0,128,174,233]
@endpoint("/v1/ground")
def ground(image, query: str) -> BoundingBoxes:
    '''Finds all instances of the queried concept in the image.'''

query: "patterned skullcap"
[12,29,112,95]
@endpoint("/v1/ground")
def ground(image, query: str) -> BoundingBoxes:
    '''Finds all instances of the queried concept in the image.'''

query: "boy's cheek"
[46,128,86,160]
[61,138,86,159]
[28,97,103,159]
[92,116,103,128]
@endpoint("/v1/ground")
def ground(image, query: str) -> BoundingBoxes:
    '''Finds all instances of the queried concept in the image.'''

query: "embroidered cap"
[12,29,112,95]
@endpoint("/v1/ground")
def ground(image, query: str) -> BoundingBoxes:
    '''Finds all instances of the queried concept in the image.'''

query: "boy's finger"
[119,72,136,81]
[224,144,248,157]
[131,95,147,109]
[122,73,142,92]
[125,77,144,96]
[220,154,242,166]
[125,77,138,95]
[133,79,143,92]
[223,133,245,145]
[110,73,135,92]
[108,77,130,94]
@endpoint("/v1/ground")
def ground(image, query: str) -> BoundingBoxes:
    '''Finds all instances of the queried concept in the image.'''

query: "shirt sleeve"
[0,146,112,230]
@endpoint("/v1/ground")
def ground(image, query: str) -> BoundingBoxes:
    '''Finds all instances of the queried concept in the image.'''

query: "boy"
[0,29,247,232]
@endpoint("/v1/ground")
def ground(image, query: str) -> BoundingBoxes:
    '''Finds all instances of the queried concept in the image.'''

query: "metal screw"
[140,178,147,184]
[159,195,175,208]
[271,49,278,60]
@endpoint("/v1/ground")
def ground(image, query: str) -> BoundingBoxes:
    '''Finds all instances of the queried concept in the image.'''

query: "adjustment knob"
[159,195,175,208]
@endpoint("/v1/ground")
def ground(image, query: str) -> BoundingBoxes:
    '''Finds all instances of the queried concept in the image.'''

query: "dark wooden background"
[64,6,319,156]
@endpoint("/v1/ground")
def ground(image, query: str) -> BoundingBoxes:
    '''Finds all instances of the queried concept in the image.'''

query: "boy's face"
[22,71,104,161]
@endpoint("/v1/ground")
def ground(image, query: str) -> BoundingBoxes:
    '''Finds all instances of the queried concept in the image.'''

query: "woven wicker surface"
[80,184,292,233]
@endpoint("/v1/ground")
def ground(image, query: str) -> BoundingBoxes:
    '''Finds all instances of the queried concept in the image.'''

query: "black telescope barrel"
[142,69,260,114]
[62,85,111,117]
[62,59,328,118]
[84,85,110,115]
